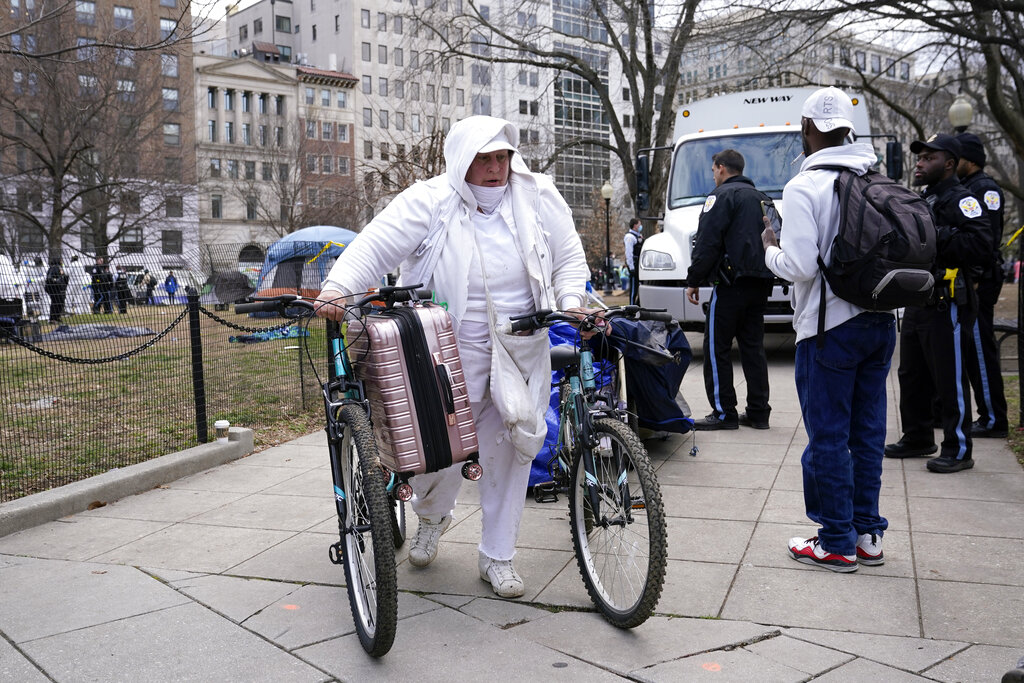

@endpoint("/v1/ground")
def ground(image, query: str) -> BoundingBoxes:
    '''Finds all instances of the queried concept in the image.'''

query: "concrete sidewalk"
[1,333,1022,681]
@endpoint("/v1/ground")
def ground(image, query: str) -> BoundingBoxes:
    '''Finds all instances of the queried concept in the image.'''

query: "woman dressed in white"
[315,116,592,598]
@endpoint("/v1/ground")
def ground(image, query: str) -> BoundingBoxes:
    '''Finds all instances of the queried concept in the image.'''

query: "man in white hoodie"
[315,116,591,597]
[760,87,895,573]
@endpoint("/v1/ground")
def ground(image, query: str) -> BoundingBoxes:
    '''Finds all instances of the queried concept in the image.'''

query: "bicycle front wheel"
[568,417,667,628]
[336,404,397,657]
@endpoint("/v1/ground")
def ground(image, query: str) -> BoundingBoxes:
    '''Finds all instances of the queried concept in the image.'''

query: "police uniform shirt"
[922,175,991,275]
[960,170,1004,251]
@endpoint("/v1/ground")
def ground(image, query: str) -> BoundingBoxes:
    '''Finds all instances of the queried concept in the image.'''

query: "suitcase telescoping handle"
[432,352,456,424]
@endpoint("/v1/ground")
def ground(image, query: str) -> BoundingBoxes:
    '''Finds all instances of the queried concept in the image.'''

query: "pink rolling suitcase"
[346,302,479,476]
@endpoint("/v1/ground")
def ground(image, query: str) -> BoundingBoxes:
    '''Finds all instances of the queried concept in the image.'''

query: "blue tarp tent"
[256,225,358,293]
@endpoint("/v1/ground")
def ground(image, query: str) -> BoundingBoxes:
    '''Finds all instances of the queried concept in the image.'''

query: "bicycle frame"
[553,345,635,528]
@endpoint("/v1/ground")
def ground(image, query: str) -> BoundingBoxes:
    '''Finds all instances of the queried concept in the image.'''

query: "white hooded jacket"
[321,117,589,323]
[763,142,878,342]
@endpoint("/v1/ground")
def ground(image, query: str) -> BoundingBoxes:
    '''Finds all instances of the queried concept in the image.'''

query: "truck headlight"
[640,250,675,270]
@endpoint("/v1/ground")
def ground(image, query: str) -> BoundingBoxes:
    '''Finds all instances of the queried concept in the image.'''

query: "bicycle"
[236,285,450,657]
[508,305,672,628]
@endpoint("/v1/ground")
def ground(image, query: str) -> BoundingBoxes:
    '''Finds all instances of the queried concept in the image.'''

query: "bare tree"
[0,9,192,263]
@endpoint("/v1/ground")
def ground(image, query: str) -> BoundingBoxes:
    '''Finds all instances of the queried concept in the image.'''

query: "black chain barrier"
[197,306,293,333]
[0,307,190,364]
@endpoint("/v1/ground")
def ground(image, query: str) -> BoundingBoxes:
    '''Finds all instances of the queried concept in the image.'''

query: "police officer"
[623,218,643,305]
[956,132,1008,438]
[885,134,992,473]
[686,149,774,430]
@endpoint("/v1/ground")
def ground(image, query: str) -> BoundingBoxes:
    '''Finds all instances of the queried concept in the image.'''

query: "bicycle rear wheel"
[335,404,398,656]
[568,417,667,628]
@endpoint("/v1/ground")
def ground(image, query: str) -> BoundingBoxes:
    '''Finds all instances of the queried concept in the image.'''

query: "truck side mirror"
[636,155,650,193]
[886,141,903,181]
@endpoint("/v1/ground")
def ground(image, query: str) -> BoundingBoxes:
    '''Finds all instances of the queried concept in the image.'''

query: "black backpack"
[813,166,936,340]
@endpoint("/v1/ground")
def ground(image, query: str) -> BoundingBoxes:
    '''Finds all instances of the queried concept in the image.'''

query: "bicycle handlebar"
[508,306,674,333]
[234,284,433,317]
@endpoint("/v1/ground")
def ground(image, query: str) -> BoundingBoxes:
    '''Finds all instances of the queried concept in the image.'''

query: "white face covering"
[468,183,507,215]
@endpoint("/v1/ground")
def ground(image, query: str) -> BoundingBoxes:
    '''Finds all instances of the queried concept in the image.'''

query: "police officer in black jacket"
[956,132,1008,438]
[686,149,774,430]
[885,134,992,473]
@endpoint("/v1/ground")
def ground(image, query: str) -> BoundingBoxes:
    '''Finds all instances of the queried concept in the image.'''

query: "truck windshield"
[668,132,803,208]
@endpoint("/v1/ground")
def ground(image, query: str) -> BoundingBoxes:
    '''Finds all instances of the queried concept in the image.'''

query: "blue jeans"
[795,312,895,555]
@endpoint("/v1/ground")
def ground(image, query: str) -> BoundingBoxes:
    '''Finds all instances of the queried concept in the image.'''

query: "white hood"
[443,116,532,214]
[799,141,877,175]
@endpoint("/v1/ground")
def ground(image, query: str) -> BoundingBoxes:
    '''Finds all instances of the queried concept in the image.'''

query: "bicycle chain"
[198,305,293,333]
[0,308,189,364]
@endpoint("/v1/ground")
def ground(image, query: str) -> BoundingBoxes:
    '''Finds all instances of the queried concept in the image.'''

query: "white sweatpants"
[409,397,533,562]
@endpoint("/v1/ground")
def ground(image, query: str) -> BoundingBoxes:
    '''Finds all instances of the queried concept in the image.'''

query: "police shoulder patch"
[702,195,717,213]
[959,196,982,218]
[984,190,1001,211]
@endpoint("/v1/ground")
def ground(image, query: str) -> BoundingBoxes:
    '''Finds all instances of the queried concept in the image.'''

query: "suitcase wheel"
[394,483,414,502]
[461,461,483,481]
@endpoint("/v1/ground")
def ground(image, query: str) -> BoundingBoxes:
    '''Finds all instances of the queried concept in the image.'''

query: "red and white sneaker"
[788,536,858,573]
[856,532,884,566]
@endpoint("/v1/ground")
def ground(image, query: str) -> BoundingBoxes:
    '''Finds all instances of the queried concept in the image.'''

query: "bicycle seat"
[550,344,580,372]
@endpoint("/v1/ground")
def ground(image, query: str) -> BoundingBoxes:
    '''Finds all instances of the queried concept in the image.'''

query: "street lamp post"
[948,94,973,133]
[601,180,613,295]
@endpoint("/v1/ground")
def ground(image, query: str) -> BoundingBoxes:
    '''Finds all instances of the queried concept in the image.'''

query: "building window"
[160,0,175,7]
[242,123,251,145]
[162,229,183,254]
[305,86,315,104]
[321,88,330,106]
[336,91,347,108]
[379,45,387,64]
[335,14,339,32]
[306,153,317,172]
[207,120,217,142]
[160,18,175,40]
[380,142,389,161]
[441,86,449,105]
[163,123,180,145]
[241,91,251,112]
[113,5,134,29]
[363,108,372,126]
[207,87,217,109]
[77,37,97,61]
[161,54,178,77]
[380,110,389,128]
[246,196,257,220]
[306,120,317,138]
[360,9,370,27]
[362,75,371,94]
[209,158,221,177]
[164,156,181,181]
[117,79,136,101]
[322,121,333,139]
[244,160,255,179]
[278,163,288,181]
[162,195,183,218]
[472,94,491,116]
[456,88,464,106]
[120,226,143,253]
[262,163,273,180]
[162,87,179,111]
[322,155,332,173]
[225,121,234,143]
[338,156,349,175]
[378,11,386,30]
[361,42,371,61]
[239,24,248,41]
[210,195,222,219]
[394,80,404,98]
[394,48,403,67]
[76,0,95,24]
[379,77,388,96]
[227,159,239,178]
[275,15,291,32]
[254,17,262,34]
[224,89,234,110]
[394,16,403,34]
[115,47,134,67]
[275,95,285,116]
[338,123,348,141]
[395,112,405,131]
[275,127,284,146]
[259,93,268,113]
[312,24,317,41]
[364,140,373,158]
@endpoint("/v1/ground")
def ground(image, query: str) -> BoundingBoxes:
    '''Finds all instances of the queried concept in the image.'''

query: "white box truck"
[635,87,879,330]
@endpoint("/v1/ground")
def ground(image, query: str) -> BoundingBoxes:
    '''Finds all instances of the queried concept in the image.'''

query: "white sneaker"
[856,532,884,566]
[408,515,452,567]
[478,551,525,598]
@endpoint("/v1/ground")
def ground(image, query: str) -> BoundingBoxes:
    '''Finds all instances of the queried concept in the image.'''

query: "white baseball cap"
[801,86,856,134]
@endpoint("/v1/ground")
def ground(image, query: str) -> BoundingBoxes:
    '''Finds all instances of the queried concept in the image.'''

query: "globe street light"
[948,94,974,133]
[601,180,613,295]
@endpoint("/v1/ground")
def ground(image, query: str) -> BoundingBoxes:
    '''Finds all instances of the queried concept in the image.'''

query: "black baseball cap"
[910,133,961,164]
[955,132,986,166]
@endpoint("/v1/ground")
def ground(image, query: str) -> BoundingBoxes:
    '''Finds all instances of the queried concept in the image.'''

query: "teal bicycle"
[509,306,670,628]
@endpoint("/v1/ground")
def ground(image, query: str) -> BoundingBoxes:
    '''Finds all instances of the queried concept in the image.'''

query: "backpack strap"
[817,255,827,349]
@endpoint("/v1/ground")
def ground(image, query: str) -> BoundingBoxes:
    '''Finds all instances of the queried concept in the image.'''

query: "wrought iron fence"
[0,244,335,502]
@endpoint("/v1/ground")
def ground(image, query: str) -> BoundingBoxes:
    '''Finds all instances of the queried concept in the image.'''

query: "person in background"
[44,261,69,323]
[619,263,629,291]
[88,257,113,314]
[164,270,179,305]
[761,86,895,572]
[114,266,131,314]
[686,149,774,431]
[623,218,644,305]
[956,132,1008,439]
[314,116,593,599]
